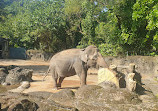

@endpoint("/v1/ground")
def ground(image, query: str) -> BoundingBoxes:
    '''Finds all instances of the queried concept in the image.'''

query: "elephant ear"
[80,49,88,63]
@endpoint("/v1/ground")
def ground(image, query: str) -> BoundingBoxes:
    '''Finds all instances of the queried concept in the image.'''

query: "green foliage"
[0,0,158,56]
[99,43,123,56]
[97,0,158,55]
[1,0,68,52]
[65,0,82,15]
[132,0,158,53]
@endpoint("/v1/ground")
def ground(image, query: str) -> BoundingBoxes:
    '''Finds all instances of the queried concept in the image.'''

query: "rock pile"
[98,64,142,93]
[1,85,157,111]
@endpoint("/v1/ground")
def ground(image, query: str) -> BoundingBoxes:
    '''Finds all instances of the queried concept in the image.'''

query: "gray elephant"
[43,45,108,90]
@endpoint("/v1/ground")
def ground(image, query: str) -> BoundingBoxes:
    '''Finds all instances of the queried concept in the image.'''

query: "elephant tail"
[42,68,50,81]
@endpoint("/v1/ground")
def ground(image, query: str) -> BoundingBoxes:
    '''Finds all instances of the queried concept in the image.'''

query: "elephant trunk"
[97,53,109,68]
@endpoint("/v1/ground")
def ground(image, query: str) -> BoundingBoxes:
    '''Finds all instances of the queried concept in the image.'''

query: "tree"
[1,0,69,53]
[0,0,157,56]
[133,0,158,54]
[95,0,158,55]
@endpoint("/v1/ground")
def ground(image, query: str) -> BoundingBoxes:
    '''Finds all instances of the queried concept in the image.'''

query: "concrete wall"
[26,50,53,61]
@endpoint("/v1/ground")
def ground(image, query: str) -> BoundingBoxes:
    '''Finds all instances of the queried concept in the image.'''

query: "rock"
[48,89,75,107]
[75,85,158,111]
[75,85,141,105]
[7,99,39,111]
[139,95,157,103]
[75,102,108,111]
[98,81,117,89]
[0,92,78,111]
[19,81,30,89]
[109,65,117,72]
[28,91,53,99]
[6,65,18,70]
[9,81,30,93]
[126,73,136,92]
[76,102,158,111]
[98,68,119,87]
[5,67,33,85]
[1,88,157,111]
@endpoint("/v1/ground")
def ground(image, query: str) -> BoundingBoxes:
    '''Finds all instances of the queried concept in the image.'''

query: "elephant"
[43,45,108,90]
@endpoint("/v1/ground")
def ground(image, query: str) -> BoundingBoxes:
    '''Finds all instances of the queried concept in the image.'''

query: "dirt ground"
[23,75,97,93]
[0,59,98,93]
[0,59,49,66]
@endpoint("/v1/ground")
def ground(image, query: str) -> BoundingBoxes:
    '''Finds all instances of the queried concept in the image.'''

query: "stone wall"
[104,56,158,76]
[26,50,53,61]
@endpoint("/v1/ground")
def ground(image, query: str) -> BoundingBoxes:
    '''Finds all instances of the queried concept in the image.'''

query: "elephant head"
[80,45,108,68]
[80,45,98,62]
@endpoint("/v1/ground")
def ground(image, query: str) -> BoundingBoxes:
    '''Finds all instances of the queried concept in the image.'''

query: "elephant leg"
[51,67,58,90]
[57,77,65,88]
[80,73,87,86]
[52,77,58,90]
[74,63,87,87]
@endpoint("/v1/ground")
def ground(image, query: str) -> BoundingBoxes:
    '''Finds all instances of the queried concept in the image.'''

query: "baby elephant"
[43,45,108,90]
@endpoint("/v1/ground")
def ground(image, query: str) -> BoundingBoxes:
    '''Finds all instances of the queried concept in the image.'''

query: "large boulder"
[48,89,75,107]
[0,92,77,111]
[75,85,141,105]
[7,99,38,111]
[75,85,158,111]
[5,67,33,85]
[98,68,119,87]
[126,73,136,92]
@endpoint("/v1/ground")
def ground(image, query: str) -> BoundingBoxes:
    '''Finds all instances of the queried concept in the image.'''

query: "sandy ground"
[23,75,98,93]
[0,59,98,93]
